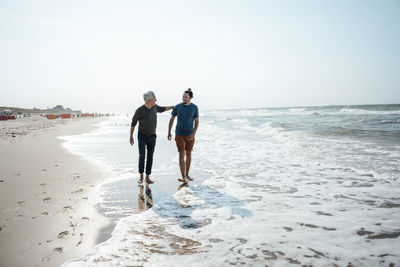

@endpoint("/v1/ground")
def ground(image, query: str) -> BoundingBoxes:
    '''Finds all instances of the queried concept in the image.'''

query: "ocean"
[61,104,400,266]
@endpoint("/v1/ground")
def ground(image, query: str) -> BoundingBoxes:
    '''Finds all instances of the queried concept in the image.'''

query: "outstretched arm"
[168,116,175,141]
[157,105,174,112]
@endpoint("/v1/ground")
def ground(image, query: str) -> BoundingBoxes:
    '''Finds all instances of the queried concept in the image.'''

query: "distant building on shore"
[1,105,115,121]
[0,109,16,120]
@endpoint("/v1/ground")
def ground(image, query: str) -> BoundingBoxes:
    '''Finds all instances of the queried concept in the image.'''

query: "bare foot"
[178,178,188,183]
[138,172,145,184]
[145,178,155,184]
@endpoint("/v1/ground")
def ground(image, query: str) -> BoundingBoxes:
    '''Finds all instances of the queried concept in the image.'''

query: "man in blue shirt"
[168,88,199,184]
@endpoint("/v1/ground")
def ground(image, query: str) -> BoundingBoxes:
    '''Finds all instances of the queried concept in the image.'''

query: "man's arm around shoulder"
[157,105,174,113]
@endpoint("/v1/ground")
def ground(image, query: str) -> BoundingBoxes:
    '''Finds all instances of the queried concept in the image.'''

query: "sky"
[0,0,399,113]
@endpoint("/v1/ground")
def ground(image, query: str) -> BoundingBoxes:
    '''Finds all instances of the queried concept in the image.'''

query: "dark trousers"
[137,132,156,175]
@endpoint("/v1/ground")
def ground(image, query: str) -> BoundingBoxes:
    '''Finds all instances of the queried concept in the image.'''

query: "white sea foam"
[288,107,307,113]
[62,106,400,266]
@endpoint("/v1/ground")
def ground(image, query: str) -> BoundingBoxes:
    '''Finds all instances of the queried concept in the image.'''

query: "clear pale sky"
[1,0,399,113]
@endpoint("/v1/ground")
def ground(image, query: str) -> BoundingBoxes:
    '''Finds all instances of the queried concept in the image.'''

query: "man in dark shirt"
[168,88,199,184]
[130,91,174,184]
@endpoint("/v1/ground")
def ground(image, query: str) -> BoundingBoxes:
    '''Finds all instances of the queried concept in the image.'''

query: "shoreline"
[0,116,112,267]
[60,114,211,265]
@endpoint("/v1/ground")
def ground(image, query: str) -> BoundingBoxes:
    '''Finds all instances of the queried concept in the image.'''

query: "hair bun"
[184,88,193,99]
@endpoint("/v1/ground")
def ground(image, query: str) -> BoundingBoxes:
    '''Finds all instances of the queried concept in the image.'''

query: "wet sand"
[0,116,111,267]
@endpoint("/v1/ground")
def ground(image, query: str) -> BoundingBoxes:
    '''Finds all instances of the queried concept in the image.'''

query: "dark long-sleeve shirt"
[131,105,167,136]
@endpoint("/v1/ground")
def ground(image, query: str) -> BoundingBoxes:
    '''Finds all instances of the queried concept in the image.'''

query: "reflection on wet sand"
[178,182,189,191]
[138,182,153,211]
[151,181,252,229]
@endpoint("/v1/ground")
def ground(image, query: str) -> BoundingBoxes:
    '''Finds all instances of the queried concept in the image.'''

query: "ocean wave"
[206,106,400,118]
[216,108,315,118]
[288,107,307,113]
[235,122,294,143]
[339,108,400,115]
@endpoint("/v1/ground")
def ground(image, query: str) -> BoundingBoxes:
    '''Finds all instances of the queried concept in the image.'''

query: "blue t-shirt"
[171,103,199,136]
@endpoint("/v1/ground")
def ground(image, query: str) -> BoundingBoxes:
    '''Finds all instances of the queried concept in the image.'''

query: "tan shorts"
[175,135,195,152]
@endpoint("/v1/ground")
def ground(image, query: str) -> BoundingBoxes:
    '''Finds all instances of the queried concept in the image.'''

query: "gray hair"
[143,91,155,102]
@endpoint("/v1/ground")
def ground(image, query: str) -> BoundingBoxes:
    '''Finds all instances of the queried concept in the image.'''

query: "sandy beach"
[0,116,111,267]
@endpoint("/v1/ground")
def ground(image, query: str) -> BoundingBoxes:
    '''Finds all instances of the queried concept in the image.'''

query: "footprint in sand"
[42,169,47,172]
[69,221,77,231]
[53,247,63,253]
[58,231,69,239]
[40,183,46,186]
[17,201,25,205]
[0,225,5,231]
[0,179,4,183]
[43,197,51,202]
[41,211,49,216]
[76,233,84,247]
[41,246,64,263]
[82,197,88,200]
[81,217,90,221]
[72,189,84,194]
[62,206,73,213]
